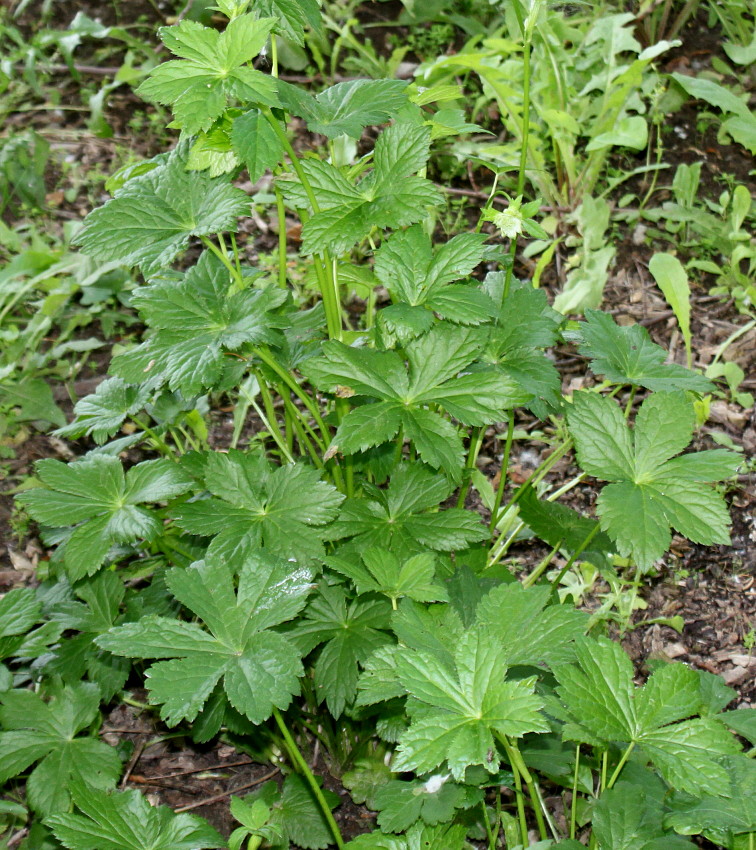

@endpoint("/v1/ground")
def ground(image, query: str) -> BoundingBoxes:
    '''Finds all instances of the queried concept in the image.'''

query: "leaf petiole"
[271,707,345,850]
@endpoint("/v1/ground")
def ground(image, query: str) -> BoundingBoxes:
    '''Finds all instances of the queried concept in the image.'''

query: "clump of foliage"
[2,0,753,849]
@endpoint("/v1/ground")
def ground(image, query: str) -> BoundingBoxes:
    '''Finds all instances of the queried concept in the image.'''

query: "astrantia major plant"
[7,2,752,849]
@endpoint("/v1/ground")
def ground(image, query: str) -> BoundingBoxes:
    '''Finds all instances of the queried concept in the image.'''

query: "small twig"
[137,758,254,782]
[101,727,155,734]
[173,769,280,812]
[120,740,146,789]
[6,829,28,849]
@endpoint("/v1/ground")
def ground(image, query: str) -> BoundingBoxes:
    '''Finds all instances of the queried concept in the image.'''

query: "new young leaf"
[137,15,279,133]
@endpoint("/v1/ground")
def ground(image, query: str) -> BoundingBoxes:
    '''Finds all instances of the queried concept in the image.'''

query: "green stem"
[457,426,484,508]
[476,172,500,233]
[502,0,535,301]
[201,236,243,288]
[548,523,601,602]
[275,186,288,288]
[257,375,294,463]
[498,735,548,842]
[131,417,173,457]
[260,107,342,339]
[283,396,324,467]
[570,745,580,840]
[482,798,496,850]
[624,385,637,419]
[230,232,242,278]
[254,347,330,448]
[271,708,345,850]
[606,742,635,790]
[489,413,515,532]
[270,34,278,77]
[522,540,562,588]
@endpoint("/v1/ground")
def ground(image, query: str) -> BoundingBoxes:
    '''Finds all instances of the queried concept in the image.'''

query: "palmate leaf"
[279,123,442,254]
[137,14,279,133]
[392,628,548,780]
[0,682,122,816]
[373,226,494,339]
[75,142,251,276]
[474,582,589,667]
[666,755,756,841]
[567,391,738,570]
[288,583,392,717]
[47,781,224,850]
[0,587,41,640]
[111,252,288,396]
[593,782,696,850]
[304,324,526,478]
[374,775,481,833]
[517,485,614,566]
[328,548,449,606]
[55,378,151,445]
[578,310,713,392]
[172,449,343,562]
[555,637,740,795]
[16,456,193,580]
[45,572,130,701]
[245,775,341,850]
[278,79,409,139]
[257,0,323,45]
[97,553,312,725]
[325,464,487,557]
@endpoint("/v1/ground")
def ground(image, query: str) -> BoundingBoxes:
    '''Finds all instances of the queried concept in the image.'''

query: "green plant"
[2,4,753,850]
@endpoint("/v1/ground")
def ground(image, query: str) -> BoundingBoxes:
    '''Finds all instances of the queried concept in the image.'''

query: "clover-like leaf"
[556,637,741,795]
[137,14,279,133]
[171,449,343,562]
[111,252,288,395]
[567,391,738,570]
[97,552,312,725]
[0,682,122,816]
[17,456,193,580]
